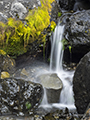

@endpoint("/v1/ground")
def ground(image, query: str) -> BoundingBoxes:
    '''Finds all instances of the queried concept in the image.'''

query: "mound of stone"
[73,51,90,114]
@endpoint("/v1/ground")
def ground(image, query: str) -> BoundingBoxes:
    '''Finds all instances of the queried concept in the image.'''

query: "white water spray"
[41,88,48,105]
[39,23,75,110]
[50,25,64,72]
[50,24,75,109]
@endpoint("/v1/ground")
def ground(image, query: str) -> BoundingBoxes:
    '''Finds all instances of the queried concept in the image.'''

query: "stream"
[37,23,76,111]
[0,23,80,120]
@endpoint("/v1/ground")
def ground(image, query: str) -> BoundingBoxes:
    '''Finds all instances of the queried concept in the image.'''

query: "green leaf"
[58,12,62,17]
[25,102,31,109]
[69,45,72,53]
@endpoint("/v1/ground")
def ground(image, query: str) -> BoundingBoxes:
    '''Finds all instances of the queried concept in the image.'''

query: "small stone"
[21,68,28,76]
[1,71,10,79]
[19,112,24,116]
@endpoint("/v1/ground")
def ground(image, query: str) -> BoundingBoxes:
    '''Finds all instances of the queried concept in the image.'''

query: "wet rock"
[59,0,75,11]
[0,54,16,75]
[0,12,7,23]
[0,116,34,120]
[65,10,90,45]
[0,0,41,22]
[0,116,16,120]
[73,51,90,114]
[10,1,27,19]
[50,1,61,23]
[0,78,43,115]
[37,73,63,103]
[63,10,90,63]
[81,103,90,120]
[73,0,90,11]
[21,68,28,77]
[42,108,80,120]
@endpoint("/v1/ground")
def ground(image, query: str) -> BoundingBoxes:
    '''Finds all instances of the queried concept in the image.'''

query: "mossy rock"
[0,50,16,75]
[0,0,57,57]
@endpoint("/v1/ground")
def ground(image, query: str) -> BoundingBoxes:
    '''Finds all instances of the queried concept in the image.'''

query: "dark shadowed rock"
[81,103,90,120]
[73,51,90,114]
[63,10,90,63]
[37,73,63,103]
[0,78,43,116]
[59,0,75,10]
[65,10,90,45]
[0,54,16,75]
[73,0,90,11]
[50,1,61,23]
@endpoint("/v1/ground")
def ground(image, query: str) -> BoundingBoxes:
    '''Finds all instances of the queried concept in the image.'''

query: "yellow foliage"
[0,49,6,55]
[0,0,55,56]
[50,21,56,31]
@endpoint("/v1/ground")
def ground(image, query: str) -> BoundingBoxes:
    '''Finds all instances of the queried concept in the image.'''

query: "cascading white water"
[50,24,75,109]
[40,88,48,105]
[56,0,59,3]
[39,23,75,110]
[50,25,64,72]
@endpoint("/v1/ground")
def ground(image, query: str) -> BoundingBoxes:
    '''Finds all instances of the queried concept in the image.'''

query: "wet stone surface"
[0,78,43,116]
[0,108,83,120]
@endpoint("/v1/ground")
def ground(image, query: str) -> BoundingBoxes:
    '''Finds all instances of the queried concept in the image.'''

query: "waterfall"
[50,24,75,109]
[39,23,75,110]
[56,0,59,3]
[50,25,64,72]
[40,88,48,105]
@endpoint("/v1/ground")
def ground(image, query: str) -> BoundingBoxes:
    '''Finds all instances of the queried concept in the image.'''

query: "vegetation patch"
[0,0,56,57]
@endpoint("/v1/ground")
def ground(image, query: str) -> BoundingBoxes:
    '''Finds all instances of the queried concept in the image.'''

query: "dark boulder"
[73,51,90,114]
[65,10,90,47]
[81,103,90,120]
[0,78,43,116]
[0,54,16,75]
[73,0,90,11]
[59,0,75,11]
[63,10,90,63]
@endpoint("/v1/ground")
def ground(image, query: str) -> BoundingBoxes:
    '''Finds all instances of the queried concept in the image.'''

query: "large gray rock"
[0,0,41,21]
[37,73,63,103]
[0,78,43,116]
[63,10,90,63]
[65,10,90,45]
[73,51,90,114]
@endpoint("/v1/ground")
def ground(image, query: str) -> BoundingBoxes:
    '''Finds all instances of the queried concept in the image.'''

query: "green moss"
[0,0,55,57]
[69,45,72,53]
[61,39,68,50]
[58,12,62,17]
